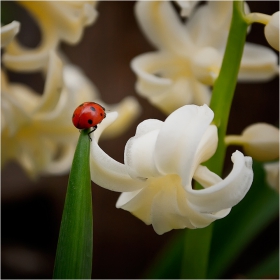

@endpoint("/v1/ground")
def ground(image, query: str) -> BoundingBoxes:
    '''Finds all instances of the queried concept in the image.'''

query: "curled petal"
[1,21,20,48]
[239,43,279,82]
[116,174,231,234]
[188,150,253,213]
[125,129,161,179]
[34,51,63,115]
[90,112,147,192]
[264,12,279,51]
[154,104,215,186]
[100,96,142,140]
[131,51,211,113]
[42,144,75,175]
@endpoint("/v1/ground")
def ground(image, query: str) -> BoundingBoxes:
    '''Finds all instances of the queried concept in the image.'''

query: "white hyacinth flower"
[90,104,253,234]
[1,52,141,178]
[3,1,98,71]
[131,1,279,114]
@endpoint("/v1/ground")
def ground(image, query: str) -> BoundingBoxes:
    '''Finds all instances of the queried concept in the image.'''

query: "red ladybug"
[72,102,106,139]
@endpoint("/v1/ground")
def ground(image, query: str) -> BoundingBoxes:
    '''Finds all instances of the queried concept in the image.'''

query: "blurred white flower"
[263,161,279,192]
[225,123,279,162]
[1,52,141,178]
[3,1,98,71]
[1,21,20,48]
[131,1,279,114]
[90,104,253,234]
[265,12,279,51]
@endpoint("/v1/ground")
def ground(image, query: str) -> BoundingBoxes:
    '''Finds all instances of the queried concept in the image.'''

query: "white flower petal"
[42,144,75,175]
[154,104,215,186]
[125,129,161,179]
[264,12,279,51]
[124,119,163,179]
[34,51,63,115]
[90,112,147,192]
[187,151,253,213]
[135,1,192,53]
[3,1,98,71]
[239,42,279,82]
[1,21,20,48]
[191,47,221,85]
[186,1,232,49]
[100,96,142,140]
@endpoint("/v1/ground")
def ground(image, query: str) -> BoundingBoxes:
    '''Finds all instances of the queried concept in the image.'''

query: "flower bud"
[264,12,279,51]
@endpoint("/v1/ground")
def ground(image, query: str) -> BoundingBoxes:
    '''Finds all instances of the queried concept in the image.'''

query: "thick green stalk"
[53,129,93,279]
[180,2,249,279]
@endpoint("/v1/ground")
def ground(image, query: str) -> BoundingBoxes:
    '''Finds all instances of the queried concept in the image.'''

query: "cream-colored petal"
[264,12,279,51]
[239,43,279,82]
[154,104,215,186]
[3,1,98,71]
[1,21,20,48]
[135,1,193,53]
[42,144,75,175]
[263,161,279,192]
[116,175,195,234]
[131,51,211,113]
[186,1,232,49]
[187,151,253,213]
[90,112,147,192]
[191,47,221,85]
[193,165,222,188]
[34,51,63,114]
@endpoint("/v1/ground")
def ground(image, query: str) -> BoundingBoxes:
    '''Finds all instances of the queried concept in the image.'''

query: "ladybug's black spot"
[100,113,103,116]
[88,119,93,124]
[72,113,75,118]
[90,106,96,111]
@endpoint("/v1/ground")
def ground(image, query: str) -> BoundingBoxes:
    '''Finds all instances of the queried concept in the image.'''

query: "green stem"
[207,0,248,175]
[53,129,93,279]
[180,1,249,279]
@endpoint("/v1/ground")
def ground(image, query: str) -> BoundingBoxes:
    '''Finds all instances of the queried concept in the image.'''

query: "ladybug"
[72,102,106,140]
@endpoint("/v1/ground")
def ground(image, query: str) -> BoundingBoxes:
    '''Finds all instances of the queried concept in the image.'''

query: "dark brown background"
[1,1,279,279]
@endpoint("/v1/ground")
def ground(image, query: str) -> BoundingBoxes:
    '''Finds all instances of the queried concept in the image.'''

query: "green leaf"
[53,129,93,279]
[246,249,279,279]
[208,161,279,278]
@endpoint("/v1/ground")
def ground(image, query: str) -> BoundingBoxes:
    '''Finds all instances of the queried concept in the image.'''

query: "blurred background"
[1,1,279,279]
